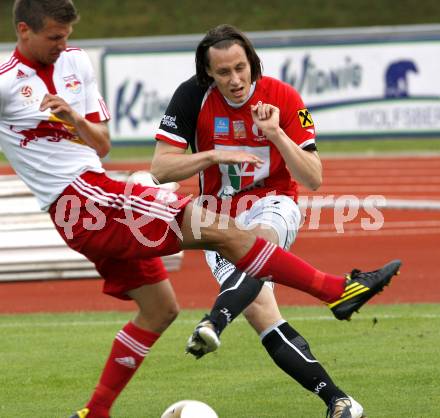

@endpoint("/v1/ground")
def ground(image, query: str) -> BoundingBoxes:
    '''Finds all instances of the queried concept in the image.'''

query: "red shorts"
[49,171,191,299]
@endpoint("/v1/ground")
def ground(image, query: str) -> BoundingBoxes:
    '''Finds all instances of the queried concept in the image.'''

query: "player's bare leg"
[128,280,179,333]
[71,281,179,418]
[242,286,282,333]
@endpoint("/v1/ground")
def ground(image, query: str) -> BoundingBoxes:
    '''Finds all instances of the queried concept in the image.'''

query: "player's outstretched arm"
[151,140,263,184]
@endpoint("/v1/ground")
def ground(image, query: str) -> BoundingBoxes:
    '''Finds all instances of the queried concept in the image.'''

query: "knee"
[243,301,264,323]
[157,299,180,328]
[168,300,180,323]
[200,215,247,250]
[243,295,282,334]
[137,300,180,333]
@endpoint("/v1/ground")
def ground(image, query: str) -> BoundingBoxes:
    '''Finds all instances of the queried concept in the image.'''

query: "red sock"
[86,322,160,418]
[236,237,345,303]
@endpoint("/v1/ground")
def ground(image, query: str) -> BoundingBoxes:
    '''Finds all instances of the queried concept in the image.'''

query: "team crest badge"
[233,120,246,139]
[64,74,82,94]
[297,108,314,128]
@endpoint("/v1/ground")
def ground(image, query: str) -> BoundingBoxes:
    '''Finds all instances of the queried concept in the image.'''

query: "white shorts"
[205,195,302,288]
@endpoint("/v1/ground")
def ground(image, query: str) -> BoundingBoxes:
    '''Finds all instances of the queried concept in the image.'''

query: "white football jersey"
[0,47,110,210]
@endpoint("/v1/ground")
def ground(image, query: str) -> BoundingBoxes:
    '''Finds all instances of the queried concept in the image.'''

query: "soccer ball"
[160,400,218,418]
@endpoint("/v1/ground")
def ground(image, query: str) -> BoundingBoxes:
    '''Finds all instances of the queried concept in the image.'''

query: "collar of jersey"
[221,81,256,108]
[13,47,53,71]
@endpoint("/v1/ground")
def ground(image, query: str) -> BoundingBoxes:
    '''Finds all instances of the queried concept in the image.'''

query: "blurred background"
[1,0,440,40]
[2,0,440,154]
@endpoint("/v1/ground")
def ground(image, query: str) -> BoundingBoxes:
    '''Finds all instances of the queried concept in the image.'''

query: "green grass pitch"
[1,304,439,417]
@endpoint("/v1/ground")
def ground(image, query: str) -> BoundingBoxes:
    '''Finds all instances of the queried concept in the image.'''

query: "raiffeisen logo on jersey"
[63,74,82,94]
[297,108,314,128]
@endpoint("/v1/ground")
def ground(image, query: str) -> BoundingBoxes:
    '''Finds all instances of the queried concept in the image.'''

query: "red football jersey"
[156,75,316,214]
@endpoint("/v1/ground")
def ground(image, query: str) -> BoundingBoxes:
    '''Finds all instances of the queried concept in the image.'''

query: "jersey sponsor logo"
[11,116,79,148]
[251,123,266,141]
[232,120,246,139]
[227,162,256,191]
[297,108,314,127]
[20,85,33,98]
[161,114,178,129]
[214,117,229,136]
[216,145,270,197]
[16,69,27,79]
[63,74,82,94]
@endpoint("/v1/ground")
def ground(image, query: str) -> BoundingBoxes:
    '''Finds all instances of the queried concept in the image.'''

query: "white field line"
[303,220,440,231]
[322,176,440,184]
[324,170,440,178]
[300,220,440,237]
[325,161,440,165]
[300,227,440,238]
[1,313,440,328]
[323,158,440,165]
[298,197,440,210]
[300,195,440,201]
[311,185,440,192]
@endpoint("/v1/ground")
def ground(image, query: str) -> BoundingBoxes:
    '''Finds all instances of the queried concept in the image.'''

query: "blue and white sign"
[102,50,194,142]
[102,39,440,142]
[259,42,440,138]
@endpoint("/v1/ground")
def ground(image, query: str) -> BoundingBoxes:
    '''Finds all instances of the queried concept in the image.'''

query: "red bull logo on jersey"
[64,74,82,94]
[11,119,78,148]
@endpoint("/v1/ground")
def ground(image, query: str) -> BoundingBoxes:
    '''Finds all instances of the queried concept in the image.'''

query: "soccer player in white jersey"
[1,3,400,418]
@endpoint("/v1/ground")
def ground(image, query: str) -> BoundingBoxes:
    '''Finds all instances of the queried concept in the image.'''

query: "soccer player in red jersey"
[152,24,401,418]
